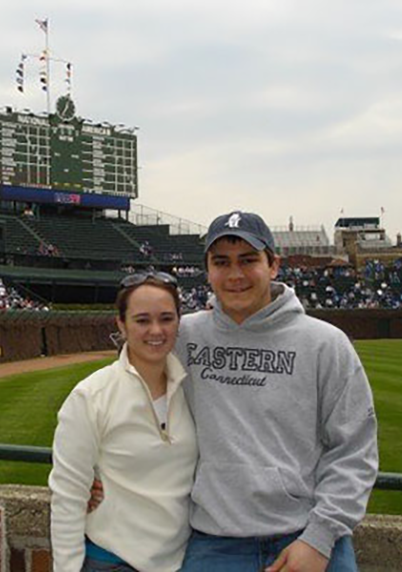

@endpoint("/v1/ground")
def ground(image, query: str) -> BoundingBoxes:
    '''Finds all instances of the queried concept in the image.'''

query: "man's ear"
[270,255,281,280]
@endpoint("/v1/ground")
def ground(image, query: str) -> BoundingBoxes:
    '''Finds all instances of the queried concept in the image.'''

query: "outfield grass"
[0,340,401,514]
[0,358,113,486]
[354,339,402,515]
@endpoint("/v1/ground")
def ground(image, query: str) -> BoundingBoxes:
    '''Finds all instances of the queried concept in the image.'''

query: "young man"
[175,211,378,572]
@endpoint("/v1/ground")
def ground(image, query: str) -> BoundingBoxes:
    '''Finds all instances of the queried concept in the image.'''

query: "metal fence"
[0,444,401,491]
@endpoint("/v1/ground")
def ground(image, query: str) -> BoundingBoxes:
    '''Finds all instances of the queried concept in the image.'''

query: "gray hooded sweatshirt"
[175,283,378,559]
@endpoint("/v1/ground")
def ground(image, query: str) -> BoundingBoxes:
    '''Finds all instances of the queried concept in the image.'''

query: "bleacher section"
[1,207,401,308]
[3,212,204,268]
[0,213,42,256]
[112,219,204,264]
[0,207,207,303]
[24,213,139,262]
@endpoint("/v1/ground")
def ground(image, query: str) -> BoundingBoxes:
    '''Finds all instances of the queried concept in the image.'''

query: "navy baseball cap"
[204,211,276,253]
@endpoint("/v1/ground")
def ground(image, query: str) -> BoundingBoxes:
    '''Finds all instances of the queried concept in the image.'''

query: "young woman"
[49,272,198,572]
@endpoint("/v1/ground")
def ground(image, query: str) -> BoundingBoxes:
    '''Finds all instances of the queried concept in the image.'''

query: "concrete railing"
[0,485,401,572]
[0,445,401,571]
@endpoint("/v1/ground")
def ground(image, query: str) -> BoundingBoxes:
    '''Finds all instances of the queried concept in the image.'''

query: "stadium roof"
[335,217,380,229]
[272,227,330,248]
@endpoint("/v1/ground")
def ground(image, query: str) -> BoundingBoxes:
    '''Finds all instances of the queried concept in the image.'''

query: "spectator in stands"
[121,264,135,274]
[0,280,48,311]
[139,240,153,259]
[22,204,34,217]
[275,259,402,310]
[38,241,47,256]
[0,279,6,298]
[49,271,197,572]
[179,284,212,312]
[174,256,402,312]
[169,252,183,262]
[173,265,204,278]
[37,241,60,257]
[47,243,60,257]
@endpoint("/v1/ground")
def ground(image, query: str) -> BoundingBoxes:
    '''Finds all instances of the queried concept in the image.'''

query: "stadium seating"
[111,219,204,264]
[1,207,400,309]
[0,213,41,255]
[3,211,204,267]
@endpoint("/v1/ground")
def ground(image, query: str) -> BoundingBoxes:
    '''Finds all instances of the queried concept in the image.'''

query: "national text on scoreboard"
[0,99,138,200]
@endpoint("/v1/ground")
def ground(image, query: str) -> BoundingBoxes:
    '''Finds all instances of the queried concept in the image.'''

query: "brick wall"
[8,545,51,572]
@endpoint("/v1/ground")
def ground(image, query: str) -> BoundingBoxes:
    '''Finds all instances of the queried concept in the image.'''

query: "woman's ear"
[116,316,126,339]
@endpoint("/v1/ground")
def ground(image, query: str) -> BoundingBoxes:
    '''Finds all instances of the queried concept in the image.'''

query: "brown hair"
[205,235,276,268]
[116,277,180,322]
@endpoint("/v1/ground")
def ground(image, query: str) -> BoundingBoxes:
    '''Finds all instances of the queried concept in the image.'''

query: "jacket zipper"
[139,377,172,444]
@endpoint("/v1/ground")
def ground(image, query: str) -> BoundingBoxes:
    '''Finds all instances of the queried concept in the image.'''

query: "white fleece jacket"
[49,345,198,572]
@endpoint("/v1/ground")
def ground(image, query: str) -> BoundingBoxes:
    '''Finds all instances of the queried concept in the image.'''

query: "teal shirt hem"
[85,537,125,564]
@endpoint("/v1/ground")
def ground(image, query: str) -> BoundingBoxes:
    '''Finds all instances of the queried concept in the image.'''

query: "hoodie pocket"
[191,461,310,533]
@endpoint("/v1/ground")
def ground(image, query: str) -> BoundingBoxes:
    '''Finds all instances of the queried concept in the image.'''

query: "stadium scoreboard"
[0,96,138,199]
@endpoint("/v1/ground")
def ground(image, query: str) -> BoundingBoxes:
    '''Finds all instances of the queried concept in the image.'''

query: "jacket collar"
[119,343,187,394]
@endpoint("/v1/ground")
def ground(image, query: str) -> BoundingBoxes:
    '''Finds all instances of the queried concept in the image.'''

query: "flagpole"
[45,19,50,114]
[36,18,51,113]
[18,19,70,113]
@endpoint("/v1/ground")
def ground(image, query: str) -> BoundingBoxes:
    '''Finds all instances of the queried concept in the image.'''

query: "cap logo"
[225,213,241,228]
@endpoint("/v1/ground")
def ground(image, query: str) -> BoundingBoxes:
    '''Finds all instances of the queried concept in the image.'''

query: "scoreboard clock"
[56,95,76,122]
[0,96,138,198]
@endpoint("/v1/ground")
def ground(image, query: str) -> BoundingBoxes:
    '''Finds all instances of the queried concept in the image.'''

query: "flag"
[38,50,48,91]
[35,18,48,33]
[16,55,27,93]
[65,63,72,93]
[39,70,47,91]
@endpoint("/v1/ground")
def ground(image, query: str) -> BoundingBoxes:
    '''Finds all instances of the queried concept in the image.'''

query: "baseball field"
[0,339,401,515]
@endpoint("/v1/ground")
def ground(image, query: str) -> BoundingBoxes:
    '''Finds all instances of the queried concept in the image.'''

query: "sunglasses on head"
[120,271,178,290]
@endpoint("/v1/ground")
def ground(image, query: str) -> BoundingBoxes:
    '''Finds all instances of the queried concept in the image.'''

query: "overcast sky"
[1,1,402,242]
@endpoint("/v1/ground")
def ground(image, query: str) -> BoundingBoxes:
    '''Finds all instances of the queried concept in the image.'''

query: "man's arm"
[267,334,377,571]
[266,540,328,572]
[298,334,378,558]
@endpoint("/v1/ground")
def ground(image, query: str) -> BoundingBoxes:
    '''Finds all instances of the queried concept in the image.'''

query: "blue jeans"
[81,558,138,572]
[179,530,357,571]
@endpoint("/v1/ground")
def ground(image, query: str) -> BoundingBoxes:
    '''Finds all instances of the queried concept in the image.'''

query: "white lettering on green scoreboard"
[0,101,138,198]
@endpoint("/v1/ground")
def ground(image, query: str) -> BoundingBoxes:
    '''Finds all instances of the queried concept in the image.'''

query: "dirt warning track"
[0,351,116,379]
